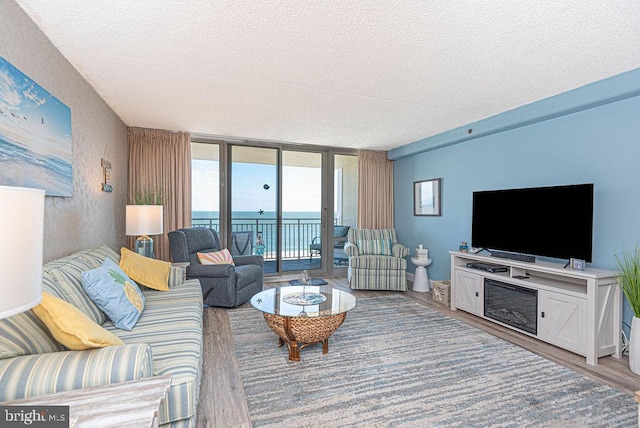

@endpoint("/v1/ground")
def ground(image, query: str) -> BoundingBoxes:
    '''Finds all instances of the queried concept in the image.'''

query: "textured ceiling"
[13,0,640,150]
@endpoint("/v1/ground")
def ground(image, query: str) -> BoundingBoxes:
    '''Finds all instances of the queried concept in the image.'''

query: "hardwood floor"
[195,278,640,427]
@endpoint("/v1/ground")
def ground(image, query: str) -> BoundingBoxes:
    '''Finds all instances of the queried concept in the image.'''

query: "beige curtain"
[357,150,394,229]
[128,127,192,261]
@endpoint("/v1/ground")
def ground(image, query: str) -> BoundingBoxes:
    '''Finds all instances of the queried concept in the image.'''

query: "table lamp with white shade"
[0,185,45,319]
[126,205,163,259]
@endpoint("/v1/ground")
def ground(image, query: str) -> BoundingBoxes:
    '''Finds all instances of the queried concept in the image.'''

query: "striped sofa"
[345,228,410,291]
[0,245,203,428]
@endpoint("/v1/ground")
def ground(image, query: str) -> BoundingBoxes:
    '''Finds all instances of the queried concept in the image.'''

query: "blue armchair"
[168,227,264,307]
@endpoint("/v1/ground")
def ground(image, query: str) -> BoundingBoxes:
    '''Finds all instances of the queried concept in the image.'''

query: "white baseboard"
[407,272,414,282]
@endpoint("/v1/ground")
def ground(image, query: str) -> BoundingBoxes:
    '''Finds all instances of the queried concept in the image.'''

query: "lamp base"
[135,235,155,259]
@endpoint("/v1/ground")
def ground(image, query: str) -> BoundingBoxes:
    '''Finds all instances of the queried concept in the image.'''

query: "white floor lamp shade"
[126,205,163,259]
[0,186,45,319]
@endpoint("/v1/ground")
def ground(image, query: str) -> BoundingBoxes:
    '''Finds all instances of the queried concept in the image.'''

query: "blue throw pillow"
[82,258,145,331]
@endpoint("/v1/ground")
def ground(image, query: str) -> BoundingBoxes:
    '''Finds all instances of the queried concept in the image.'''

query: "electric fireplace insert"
[483,278,537,335]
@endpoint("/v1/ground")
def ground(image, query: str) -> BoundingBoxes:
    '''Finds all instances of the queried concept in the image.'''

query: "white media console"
[450,251,621,366]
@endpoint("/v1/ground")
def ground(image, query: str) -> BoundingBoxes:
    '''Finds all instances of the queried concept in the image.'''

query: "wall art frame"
[0,56,73,197]
[414,178,441,216]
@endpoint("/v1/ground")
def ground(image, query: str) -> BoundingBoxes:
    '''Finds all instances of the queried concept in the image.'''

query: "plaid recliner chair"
[344,228,409,291]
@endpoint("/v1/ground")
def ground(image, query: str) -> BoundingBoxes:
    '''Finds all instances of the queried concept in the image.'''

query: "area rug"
[288,278,328,286]
[228,295,637,427]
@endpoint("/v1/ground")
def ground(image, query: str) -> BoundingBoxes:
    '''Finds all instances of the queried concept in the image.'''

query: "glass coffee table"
[250,286,357,361]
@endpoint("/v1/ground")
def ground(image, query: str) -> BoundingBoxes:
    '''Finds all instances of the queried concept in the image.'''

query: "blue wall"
[390,68,640,330]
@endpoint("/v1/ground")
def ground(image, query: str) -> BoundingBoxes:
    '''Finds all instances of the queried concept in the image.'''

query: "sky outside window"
[192,160,323,214]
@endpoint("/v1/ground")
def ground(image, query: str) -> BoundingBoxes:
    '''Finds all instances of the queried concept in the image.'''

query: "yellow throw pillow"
[33,292,124,350]
[119,247,171,291]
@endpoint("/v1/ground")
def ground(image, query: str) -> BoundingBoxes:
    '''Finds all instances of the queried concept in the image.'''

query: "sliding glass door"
[230,146,278,273]
[281,150,323,273]
[230,147,326,275]
[333,154,358,270]
[192,139,357,277]
[191,142,220,231]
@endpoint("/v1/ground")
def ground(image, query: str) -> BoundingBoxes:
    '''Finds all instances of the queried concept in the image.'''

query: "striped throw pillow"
[198,249,235,266]
[357,239,393,256]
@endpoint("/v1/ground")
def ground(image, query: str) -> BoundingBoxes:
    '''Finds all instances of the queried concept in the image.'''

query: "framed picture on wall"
[414,178,441,216]
[0,56,73,197]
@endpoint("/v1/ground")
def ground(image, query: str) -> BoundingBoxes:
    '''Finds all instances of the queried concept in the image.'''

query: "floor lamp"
[126,205,163,259]
[0,186,45,319]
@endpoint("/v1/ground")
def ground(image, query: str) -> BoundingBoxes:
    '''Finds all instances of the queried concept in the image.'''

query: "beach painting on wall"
[0,56,72,197]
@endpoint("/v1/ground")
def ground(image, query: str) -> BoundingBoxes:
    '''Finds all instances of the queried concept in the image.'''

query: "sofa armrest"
[0,344,153,402]
[233,255,264,267]
[392,243,410,258]
[344,242,359,257]
[187,263,234,278]
[169,263,188,287]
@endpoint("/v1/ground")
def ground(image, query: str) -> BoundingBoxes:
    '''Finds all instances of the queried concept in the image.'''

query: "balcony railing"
[192,217,335,261]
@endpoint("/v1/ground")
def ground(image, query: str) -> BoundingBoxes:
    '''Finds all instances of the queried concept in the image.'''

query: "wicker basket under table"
[263,312,347,361]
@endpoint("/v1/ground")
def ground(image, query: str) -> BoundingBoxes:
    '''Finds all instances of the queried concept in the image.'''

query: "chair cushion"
[348,228,397,243]
[33,293,125,350]
[82,258,145,331]
[182,228,220,254]
[357,238,393,255]
[334,225,350,238]
[350,255,407,270]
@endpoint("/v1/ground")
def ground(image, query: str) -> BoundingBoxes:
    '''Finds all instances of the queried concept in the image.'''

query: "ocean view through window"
[191,141,357,274]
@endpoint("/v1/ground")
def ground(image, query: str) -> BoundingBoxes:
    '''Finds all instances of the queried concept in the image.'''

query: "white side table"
[411,257,432,292]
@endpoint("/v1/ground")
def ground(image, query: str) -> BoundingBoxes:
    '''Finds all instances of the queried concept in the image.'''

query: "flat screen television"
[472,183,594,262]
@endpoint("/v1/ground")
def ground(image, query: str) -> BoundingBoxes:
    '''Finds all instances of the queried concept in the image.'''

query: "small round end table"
[411,257,432,292]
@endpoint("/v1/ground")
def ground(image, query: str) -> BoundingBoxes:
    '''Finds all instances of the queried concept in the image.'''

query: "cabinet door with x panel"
[454,270,482,316]
[538,290,587,355]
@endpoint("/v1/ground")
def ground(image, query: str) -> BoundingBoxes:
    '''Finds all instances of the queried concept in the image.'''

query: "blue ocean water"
[191,211,324,255]
[192,211,321,219]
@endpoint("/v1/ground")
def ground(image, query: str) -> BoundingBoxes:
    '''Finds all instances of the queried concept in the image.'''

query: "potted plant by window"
[134,188,167,206]
[615,244,640,374]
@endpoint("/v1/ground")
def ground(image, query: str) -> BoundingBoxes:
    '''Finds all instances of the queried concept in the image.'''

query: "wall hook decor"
[101,158,112,192]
